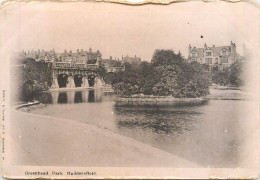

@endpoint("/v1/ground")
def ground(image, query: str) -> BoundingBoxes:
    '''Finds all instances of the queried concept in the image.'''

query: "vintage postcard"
[0,0,260,179]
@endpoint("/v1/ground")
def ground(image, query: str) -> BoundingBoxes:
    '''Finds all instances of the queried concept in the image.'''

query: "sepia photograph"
[0,0,260,179]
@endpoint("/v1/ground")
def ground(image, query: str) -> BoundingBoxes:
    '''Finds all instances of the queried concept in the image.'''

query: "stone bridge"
[52,62,103,89]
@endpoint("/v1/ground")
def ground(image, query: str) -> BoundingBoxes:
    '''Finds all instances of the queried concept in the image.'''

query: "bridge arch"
[52,68,104,89]
[88,74,96,87]
[74,74,83,87]
[57,74,68,88]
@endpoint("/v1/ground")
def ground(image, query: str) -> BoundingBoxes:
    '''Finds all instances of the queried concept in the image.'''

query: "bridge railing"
[86,64,98,69]
[54,62,71,68]
[71,63,86,68]
[53,62,98,69]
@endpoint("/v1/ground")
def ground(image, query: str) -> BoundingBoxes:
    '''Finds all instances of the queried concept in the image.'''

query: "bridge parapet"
[86,64,98,70]
[71,63,86,69]
[53,62,98,70]
[54,62,71,68]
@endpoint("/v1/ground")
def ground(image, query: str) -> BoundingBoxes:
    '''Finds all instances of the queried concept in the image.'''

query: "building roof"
[102,59,121,67]
[191,46,231,57]
[58,49,101,58]
[191,48,204,57]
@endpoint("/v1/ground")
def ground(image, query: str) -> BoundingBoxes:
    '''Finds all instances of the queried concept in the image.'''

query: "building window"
[192,52,196,57]
[222,50,227,55]
[206,52,212,56]
[215,58,218,63]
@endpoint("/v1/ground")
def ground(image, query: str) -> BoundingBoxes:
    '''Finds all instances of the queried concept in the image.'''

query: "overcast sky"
[1,1,259,60]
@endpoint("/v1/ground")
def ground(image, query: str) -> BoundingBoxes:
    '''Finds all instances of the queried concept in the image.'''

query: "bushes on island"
[211,61,243,87]
[108,50,211,98]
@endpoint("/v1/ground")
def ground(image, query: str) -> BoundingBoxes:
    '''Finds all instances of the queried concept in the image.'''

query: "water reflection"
[36,92,53,104]
[36,90,103,104]
[32,89,246,167]
[114,102,208,136]
[74,92,83,103]
[88,90,95,103]
[114,106,203,135]
[113,99,246,167]
[58,92,68,104]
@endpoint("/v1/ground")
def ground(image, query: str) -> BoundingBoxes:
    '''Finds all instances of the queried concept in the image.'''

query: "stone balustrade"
[53,62,98,69]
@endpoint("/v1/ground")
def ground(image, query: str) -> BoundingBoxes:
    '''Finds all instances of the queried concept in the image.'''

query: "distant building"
[20,49,57,62]
[20,48,102,65]
[57,48,102,65]
[188,41,243,70]
[122,55,141,65]
[102,56,125,73]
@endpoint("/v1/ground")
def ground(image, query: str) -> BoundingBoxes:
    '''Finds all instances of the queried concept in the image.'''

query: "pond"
[32,88,252,167]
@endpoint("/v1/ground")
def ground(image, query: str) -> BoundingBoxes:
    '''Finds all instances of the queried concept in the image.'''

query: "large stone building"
[102,56,125,73]
[57,48,102,65]
[19,48,126,89]
[122,55,141,65]
[20,49,57,62]
[20,48,102,65]
[188,41,242,70]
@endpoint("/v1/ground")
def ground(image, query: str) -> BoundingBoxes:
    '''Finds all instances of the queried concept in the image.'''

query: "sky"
[0,2,259,180]
[0,1,259,61]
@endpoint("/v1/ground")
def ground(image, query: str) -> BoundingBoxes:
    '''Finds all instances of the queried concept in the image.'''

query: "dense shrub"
[211,61,243,87]
[20,58,53,102]
[229,61,243,87]
[21,80,42,102]
[110,50,211,98]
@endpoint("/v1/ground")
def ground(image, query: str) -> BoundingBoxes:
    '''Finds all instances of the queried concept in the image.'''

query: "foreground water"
[33,88,253,167]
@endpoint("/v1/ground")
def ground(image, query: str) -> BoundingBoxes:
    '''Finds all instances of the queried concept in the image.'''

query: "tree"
[21,80,42,102]
[151,65,179,96]
[19,58,53,102]
[211,61,243,87]
[212,68,230,86]
[103,72,115,84]
[151,49,183,67]
[111,50,211,98]
[229,61,243,87]
[151,50,210,97]
[96,65,107,78]
[175,62,211,97]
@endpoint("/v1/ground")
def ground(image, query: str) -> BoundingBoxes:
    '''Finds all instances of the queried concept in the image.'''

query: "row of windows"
[191,57,228,64]
[206,52,212,56]
[206,51,227,56]
[192,50,227,57]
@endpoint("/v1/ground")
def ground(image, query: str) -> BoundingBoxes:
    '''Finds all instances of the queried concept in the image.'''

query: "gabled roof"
[59,49,101,57]
[191,46,231,57]
[211,46,231,56]
[191,48,204,57]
